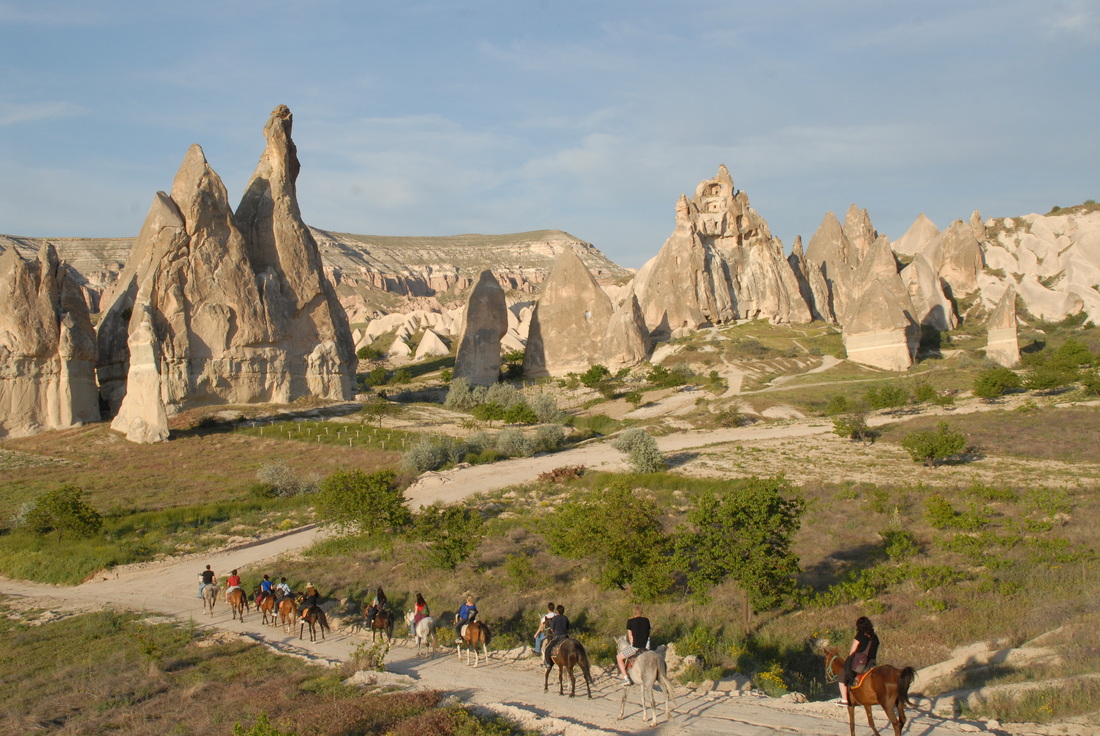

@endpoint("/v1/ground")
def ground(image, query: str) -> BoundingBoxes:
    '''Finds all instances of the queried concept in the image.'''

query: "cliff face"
[0,243,99,438]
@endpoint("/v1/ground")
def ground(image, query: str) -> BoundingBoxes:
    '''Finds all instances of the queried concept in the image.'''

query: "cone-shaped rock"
[842,238,921,371]
[900,252,957,332]
[923,219,985,298]
[454,270,507,385]
[892,213,940,257]
[842,204,879,264]
[788,236,834,322]
[0,243,99,438]
[601,294,650,372]
[415,328,450,360]
[985,285,1020,368]
[99,106,356,442]
[805,211,859,322]
[523,247,614,377]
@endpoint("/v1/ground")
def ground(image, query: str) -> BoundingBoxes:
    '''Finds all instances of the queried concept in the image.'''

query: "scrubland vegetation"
[2,317,1099,728]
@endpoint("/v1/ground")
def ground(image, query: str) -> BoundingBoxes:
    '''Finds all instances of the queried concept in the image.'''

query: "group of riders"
[197,565,321,622]
[197,565,879,699]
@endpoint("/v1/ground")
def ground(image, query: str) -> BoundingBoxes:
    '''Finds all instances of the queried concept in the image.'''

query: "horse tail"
[318,609,330,632]
[482,623,492,646]
[897,666,916,707]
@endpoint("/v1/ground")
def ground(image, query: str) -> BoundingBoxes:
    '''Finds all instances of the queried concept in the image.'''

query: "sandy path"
[3,409,1090,735]
[2,522,1062,736]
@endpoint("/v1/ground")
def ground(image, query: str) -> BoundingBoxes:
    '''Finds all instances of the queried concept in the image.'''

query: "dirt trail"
[4,408,1093,735]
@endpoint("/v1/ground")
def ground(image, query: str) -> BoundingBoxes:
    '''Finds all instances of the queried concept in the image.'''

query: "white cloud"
[0,101,84,126]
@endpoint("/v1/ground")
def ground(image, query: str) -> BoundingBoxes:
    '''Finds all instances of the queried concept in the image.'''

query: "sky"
[1,1,1097,269]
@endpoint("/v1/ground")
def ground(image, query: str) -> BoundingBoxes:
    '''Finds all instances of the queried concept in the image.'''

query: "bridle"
[824,650,843,683]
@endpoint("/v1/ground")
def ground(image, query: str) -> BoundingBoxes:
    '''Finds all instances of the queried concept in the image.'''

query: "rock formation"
[601,295,650,373]
[97,105,356,442]
[0,243,99,438]
[523,247,616,377]
[923,219,985,298]
[805,211,860,322]
[892,213,940,257]
[454,270,508,385]
[635,166,809,336]
[901,253,957,332]
[841,239,921,371]
[985,285,1020,368]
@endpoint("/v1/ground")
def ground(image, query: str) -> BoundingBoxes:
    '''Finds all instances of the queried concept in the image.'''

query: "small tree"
[472,401,505,426]
[901,422,967,467]
[865,384,909,412]
[973,366,1022,399]
[24,485,102,541]
[674,476,805,630]
[832,400,874,444]
[315,469,410,536]
[356,345,383,362]
[580,364,611,388]
[362,365,388,388]
[361,396,400,427]
[503,401,539,425]
[412,503,484,570]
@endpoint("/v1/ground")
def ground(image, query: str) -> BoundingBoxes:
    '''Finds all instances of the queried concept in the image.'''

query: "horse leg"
[558,664,565,696]
[864,704,882,736]
[569,665,577,698]
[544,663,552,693]
[618,685,630,720]
[882,694,901,736]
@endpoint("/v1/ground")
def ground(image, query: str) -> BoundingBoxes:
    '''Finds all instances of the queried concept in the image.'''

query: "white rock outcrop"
[454,270,508,385]
[985,285,1020,368]
[0,243,100,438]
[98,105,356,442]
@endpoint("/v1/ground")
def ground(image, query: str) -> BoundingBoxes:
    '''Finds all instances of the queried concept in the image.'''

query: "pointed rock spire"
[454,270,507,386]
[985,285,1020,367]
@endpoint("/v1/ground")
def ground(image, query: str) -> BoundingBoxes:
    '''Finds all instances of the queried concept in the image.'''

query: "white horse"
[619,646,678,726]
[404,610,438,657]
[201,583,219,616]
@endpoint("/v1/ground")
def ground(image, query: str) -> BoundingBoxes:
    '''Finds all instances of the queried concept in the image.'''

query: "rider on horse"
[454,594,478,643]
[839,616,879,705]
[298,582,321,622]
[542,604,570,669]
[533,601,556,655]
[366,586,388,628]
[274,576,291,605]
[198,564,216,598]
[256,574,273,606]
[225,569,241,603]
[412,592,429,628]
[616,604,652,686]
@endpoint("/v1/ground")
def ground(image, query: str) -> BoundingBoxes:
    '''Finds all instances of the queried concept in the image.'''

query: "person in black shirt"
[198,564,216,598]
[543,604,570,669]
[617,604,651,685]
[839,616,879,705]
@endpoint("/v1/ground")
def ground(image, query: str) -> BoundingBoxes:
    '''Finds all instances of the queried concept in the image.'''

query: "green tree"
[674,477,805,630]
[832,400,874,443]
[315,469,410,536]
[580,364,611,388]
[390,367,413,385]
[865,383,909,412]
[362,365,388,387]
[472,401,505,426]
[901,422,967,467]
[1024,363,1079,392]
[361,395,400,427]
[541,485,673,598]
[503,401,539,425]
[356,345,383,361]
[24,485,102,541]
[412,503,484,570]
[973,366,1022,399]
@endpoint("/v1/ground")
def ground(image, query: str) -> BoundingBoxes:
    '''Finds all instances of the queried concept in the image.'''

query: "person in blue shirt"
[454,594,478,643]
[257,574,273,606]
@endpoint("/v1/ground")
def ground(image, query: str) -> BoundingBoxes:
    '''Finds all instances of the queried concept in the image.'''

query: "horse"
[276,597,297,633]
[201,583,219,616]
[367,607,395,643]
[543,638,593,698]
[456,618,491,667]
[404,610,438,657]
[228,587,249,622]
[821,641,916,736]
[619,647,677,726]
[256,590,276,626]
[299,605,329,642]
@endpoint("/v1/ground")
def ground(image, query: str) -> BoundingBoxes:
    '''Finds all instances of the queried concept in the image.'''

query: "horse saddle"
[623,651,643,672]
[852,668,876,689]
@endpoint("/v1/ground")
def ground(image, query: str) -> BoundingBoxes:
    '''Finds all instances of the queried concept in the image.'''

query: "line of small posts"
[234,419,416,450]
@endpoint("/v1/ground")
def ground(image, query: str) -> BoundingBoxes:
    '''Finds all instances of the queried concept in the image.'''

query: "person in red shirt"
[225,569,242,602]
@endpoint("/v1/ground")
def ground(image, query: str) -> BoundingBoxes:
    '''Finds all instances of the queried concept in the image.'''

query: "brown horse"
[256,590,276,626]
[456,619,491,667]
[822,642,916,736]
[228,588,249,622]
[277,598,297,633]
[296,594,329,642]
[543,638,593,698]
[367,607,394,642]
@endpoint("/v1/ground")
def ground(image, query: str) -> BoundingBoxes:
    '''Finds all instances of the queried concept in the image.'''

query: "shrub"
[881,528,920,560]
[533,424,565,453]
[611,428,666,473]
[538,465,585,483]
[580,364,612,388]
[316,469,410,536]
[503,553,539,591]
[824,395,849,416]
[443,377,477,410]
[356,345,383,361]
[495,429,533,458]
[973,367,1022,399]
[901,422,967,467]
[832,407,874,444]
[402,436,459,473]
[362,365,388,387]
[484,382,521,408]
[624,390,644,407]
[390,367,413,385]
[24,485,102,540]
[256,463,317,497]
[412,503,483,569]
[715,407,745,428]
[866,384,909,412]
[530,393,563,423]
[646,364,691,388]
[472,401,506,425]
[503,401,539,425]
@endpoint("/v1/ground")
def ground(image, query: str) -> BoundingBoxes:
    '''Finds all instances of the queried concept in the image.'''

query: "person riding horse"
[225,569,242,603]
[256,574,273,607]
[412,592,429,628]
[197,564,216,598]
[298,583,321,622]
[617,604,652,686]
[839,616,879,706]
[542,604,570,669]
[366,586,388,628]
[533,601,557,655]
[453,594,478,643]
[274,577,292,606]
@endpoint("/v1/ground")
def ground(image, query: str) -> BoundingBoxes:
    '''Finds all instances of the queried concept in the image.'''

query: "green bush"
[356,345,383,361]
[611,428,666,473]
[503,401,539,425]
[901,422,967,466]
[580,364,611,388]
[496,429,533,458]
[533,424,565,453]
[880,528,920,560]
[362,365,388,387]
[315,469,410,536]
[530,393,563,422]
[865,384,909,412]
[24,485,102,540]
[412,503,483,570]
[973,366,1022,399]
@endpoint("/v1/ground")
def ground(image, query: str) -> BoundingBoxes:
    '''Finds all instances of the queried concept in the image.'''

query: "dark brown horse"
[822,642,916,736]
[228,588,249,622]
[543,638,593,698]
[367,607,395,642]
[296,593,329,642]
[456,618,491,667]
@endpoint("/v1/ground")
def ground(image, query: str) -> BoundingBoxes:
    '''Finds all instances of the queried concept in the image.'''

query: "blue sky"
[1,1,1097,268]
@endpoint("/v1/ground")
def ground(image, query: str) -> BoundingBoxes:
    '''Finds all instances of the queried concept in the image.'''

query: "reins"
[824,651,842,683]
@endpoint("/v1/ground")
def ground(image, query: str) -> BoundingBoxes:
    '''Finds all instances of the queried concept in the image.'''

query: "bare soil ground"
[5,396,1098,735]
